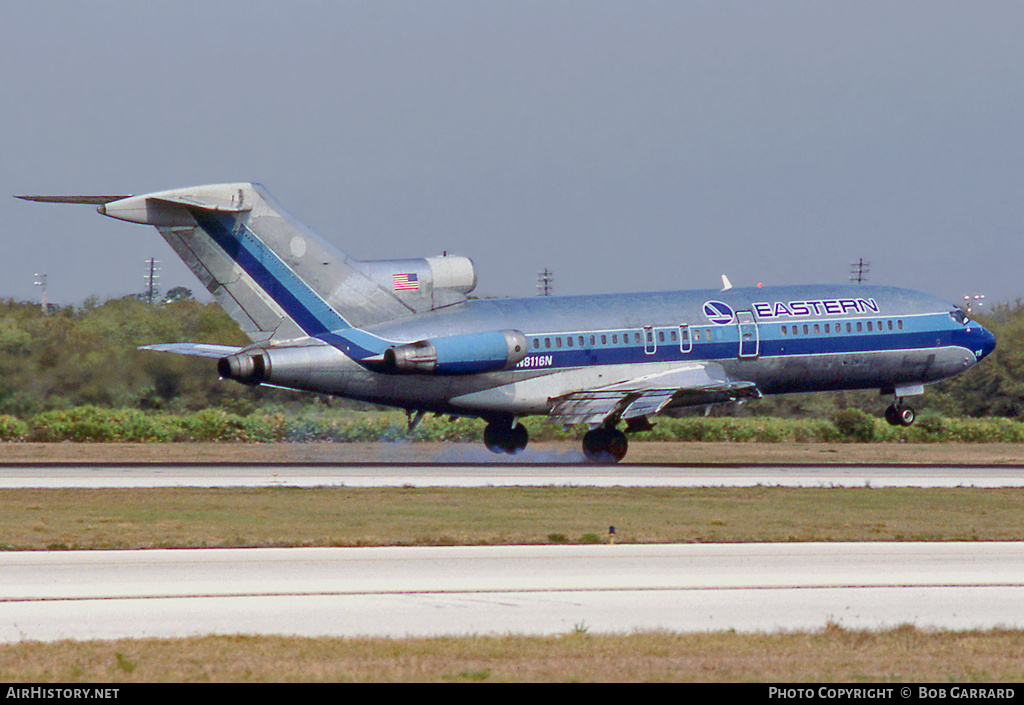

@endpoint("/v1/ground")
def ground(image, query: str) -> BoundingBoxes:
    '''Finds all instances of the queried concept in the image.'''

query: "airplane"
[18,183,996,461]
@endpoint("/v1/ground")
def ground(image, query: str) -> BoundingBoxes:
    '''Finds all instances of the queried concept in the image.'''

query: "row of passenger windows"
[530,318,908,350]
[530,328,716,350]
[781,319,904,336]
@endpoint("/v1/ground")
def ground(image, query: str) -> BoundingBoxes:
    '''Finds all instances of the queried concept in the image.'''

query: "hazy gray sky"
[3,1,1023,310]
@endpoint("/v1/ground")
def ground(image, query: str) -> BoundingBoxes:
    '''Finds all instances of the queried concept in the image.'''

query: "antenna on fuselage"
[720,275,732,291]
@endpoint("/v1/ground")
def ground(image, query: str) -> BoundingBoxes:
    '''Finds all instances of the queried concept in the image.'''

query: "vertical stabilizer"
[98,183,425,343]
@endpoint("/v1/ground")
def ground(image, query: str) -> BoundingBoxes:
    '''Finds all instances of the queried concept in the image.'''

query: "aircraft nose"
[975,324,996,361]
[981,325,996,358]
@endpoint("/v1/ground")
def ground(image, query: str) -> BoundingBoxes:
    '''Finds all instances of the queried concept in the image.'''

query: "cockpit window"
[950,309,969,325]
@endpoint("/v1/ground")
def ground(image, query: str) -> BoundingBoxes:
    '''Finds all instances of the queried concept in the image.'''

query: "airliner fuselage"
[18,183,996,461]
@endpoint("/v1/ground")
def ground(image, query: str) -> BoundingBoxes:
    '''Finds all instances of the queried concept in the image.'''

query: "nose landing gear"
[885,399,916,427]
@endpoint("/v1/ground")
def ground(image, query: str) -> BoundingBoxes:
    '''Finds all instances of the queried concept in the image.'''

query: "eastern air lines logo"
[703,301,735,325]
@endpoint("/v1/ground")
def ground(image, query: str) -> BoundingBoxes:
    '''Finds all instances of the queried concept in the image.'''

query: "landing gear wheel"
[885,403,915,427]
[484,420,529,454]
[582,427,629,463]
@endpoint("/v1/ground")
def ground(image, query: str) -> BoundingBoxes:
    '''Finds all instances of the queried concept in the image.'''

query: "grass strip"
[3,627,1024,682]
[3,486,1023,550]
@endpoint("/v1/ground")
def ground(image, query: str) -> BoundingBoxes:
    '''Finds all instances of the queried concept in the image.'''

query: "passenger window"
[612,334,618,344]
[671,330,677,341]
[824,324,830,334]
[545,338,551,348]
[532,338,539,349]
[867,321,873,332]
[856,322,863,332]
[705,329,712,340]
[898,320,903,330]
[781,326,788,336]
[813,324,820,335]
[635,332,642,344]
[694,329,701,341]
[658,331,665,343]
[590,335,596,345]
[566,336,573,347]
[556,337,562,348]
[846,322,852,333]
[601,335,607,345]
[791,325,798,336]
[887,321,893,331]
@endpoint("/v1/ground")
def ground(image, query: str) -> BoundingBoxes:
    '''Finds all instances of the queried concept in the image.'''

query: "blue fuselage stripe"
[190,210,386,358]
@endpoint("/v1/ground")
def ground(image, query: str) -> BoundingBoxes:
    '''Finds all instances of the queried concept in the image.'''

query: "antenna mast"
[537,268,553,296]
[849,258,870,284]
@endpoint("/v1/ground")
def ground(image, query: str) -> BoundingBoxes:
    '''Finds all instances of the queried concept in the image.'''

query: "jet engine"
[218,344,350,390]
[382,330,528,375]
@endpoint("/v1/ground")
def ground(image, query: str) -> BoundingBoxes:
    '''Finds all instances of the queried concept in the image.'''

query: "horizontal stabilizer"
[148,192,253,213]
[140,343,243,359]
[16,195,130,205]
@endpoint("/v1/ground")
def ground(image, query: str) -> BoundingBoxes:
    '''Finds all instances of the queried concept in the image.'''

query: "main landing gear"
[483,415,529,454]
[482,414,631,462]
[582,425,629,463]
[885,399,916,427]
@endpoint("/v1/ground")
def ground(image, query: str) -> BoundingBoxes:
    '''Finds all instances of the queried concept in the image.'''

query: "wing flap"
[547,362,760,426]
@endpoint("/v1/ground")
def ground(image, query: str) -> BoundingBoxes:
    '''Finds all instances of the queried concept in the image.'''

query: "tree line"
[0,295,1019,420]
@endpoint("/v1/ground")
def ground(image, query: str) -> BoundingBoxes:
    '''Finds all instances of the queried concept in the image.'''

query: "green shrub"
[830,409,875,442]
[0,414,28,440]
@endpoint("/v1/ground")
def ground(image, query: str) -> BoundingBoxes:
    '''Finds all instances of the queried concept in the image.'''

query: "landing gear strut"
[885,399,916,427]
[483,415,529,454]
[582,425,629,463]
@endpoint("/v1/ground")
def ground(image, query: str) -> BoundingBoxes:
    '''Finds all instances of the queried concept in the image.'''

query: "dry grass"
[2,485,1024,550]
[2,627,1024,682]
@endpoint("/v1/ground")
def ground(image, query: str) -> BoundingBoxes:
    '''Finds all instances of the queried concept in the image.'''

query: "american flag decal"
[393,273,419,291]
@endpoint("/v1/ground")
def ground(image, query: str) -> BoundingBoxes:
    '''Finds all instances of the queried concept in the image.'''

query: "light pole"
[963,294,985,315]
[34,273,48,314]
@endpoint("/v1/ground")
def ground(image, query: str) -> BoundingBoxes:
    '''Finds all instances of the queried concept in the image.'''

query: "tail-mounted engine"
[382,330,528,375]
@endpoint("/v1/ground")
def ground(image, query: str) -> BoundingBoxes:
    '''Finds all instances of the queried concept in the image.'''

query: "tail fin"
[23,183,476,345]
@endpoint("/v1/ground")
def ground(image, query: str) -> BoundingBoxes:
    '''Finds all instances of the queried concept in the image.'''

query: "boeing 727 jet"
[19,183,996,461]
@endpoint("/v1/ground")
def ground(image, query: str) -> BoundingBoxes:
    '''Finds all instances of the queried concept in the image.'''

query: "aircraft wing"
[547,362,760,426]
[139,343,243,359]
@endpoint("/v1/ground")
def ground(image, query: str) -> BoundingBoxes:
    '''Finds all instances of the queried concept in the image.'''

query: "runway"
[2,462,1024,488]
[3,543,1024,643]
[4,461,1023,642]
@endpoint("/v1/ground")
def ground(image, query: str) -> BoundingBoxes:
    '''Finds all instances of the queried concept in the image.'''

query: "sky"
[3,1,1023,311]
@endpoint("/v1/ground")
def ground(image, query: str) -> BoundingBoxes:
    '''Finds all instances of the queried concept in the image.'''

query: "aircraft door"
[737,310,759,358]
[679,324,692,353]
[644,326,656,355]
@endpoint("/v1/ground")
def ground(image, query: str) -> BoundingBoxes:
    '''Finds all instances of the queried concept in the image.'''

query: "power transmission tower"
[849,258,869,284]
[144,258,161,304]
[537,268,553,296]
